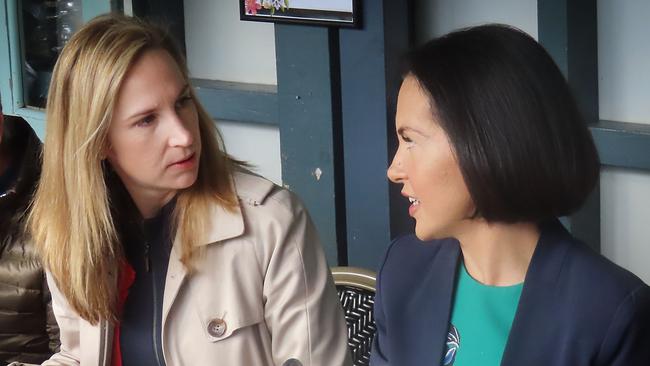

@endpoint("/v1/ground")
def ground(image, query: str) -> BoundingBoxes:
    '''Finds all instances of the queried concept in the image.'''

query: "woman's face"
[387,76,474,241]
[106,48,201,209]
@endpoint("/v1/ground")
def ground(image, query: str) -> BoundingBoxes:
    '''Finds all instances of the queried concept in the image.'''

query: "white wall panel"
[184,0,277,84]
[217,120,282,185]
[415,0,537,42]
[599,0,650,283]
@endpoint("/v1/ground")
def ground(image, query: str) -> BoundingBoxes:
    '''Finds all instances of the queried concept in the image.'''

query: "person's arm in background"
[8,273,80,366]
[42,274,60,356]
[8,274,67,366]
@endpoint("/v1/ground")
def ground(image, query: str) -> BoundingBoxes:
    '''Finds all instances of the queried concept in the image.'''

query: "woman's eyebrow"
[125,84,190,122]
[398,126,428,137]
[126,106,157,122]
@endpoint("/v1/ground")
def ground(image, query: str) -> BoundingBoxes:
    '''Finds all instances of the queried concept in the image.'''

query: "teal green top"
[442,262,524,366]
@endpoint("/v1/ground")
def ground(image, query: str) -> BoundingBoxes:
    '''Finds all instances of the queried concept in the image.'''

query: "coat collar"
[198,170,276,246]
[201,200,245,244]
[501,219,571,364]
[415,240,461,366]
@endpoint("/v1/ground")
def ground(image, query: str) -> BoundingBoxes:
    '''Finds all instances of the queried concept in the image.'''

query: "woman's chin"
[414,225,435,242]
[414,223,453,242]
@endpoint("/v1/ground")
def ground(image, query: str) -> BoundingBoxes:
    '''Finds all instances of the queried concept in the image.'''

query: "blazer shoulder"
[562,237,647,299]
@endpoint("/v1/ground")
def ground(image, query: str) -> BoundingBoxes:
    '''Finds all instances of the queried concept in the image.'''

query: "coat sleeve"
[39,272,81,366]
[597,284,650,365]
[261,191,352,366]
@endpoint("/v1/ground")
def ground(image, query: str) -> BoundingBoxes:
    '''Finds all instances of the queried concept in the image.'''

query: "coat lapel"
[406,240,460,365]
[159,170,272,358]
[161,242,188,333]
[160,196,247,349]
[500,220,570,365]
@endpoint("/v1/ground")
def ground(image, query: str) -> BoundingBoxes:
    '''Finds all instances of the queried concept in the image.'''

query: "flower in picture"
[245,0,261,15]
[261,0,289,14]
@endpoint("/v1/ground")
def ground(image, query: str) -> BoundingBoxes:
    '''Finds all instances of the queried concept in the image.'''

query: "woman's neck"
[454,220,540,286]
[128,188,177,219]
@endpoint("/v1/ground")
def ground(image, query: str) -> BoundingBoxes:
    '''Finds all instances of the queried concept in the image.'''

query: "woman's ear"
[101,143,112,161]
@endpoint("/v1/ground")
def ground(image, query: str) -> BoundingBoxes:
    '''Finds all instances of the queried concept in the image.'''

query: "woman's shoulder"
[230,169,308,228]
[549,227,648,300]
[535,222,649,327]
[531,222,647,300]
[552,235,650,362]
[232,169,297,206]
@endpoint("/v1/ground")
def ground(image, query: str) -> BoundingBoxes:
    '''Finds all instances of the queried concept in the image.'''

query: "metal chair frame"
[331,266,377,366]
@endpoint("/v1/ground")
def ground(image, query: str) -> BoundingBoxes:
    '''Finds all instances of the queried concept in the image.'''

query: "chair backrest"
[331,266,377,366]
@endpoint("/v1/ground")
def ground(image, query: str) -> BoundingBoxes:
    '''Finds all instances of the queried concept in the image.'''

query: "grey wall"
[415,0,538,43]
[184,0,277,85]
[598,0,650,283]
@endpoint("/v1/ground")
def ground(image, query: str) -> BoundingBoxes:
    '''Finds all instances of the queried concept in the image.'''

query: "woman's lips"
[170,153,196,168]
[408,201,419,217]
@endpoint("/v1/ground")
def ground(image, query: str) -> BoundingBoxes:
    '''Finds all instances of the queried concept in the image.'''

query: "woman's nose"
[168,113,194,147]
[387,153,405,183]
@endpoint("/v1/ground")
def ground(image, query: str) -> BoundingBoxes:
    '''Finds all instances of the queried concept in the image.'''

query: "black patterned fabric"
[337,285,376,366]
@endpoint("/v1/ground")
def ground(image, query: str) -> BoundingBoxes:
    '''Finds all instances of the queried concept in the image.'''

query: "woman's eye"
[400,135,416,150]
[136,114,156,127]
[400,134,414,144]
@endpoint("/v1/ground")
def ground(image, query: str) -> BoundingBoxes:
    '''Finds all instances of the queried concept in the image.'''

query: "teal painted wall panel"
[82,0,114,22]
[275,25,344,266]
[0,0,14,113]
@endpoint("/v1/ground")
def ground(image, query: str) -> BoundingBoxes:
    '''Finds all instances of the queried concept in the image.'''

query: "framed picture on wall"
[240,0,360,28]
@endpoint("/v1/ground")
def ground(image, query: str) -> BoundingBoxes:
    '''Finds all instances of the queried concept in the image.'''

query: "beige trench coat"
[19,171,352,366]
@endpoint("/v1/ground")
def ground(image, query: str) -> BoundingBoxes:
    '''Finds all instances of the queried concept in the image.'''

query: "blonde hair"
[29,14,239,324]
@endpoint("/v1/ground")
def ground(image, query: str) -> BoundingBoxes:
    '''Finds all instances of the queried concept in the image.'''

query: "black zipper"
[151,255,164,366]
[144,240,151,273]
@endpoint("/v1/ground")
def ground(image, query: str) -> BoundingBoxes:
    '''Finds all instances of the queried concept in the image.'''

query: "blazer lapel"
[406,240,460,365]
[501,220,570,366]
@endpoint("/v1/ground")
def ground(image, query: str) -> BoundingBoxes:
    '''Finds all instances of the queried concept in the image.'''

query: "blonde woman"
[23,14,351,366]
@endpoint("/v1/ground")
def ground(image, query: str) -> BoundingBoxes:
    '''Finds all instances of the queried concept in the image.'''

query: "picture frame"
[240,0,360,28]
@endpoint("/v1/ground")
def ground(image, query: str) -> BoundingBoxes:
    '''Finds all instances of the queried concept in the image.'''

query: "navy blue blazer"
[370,220,650,365]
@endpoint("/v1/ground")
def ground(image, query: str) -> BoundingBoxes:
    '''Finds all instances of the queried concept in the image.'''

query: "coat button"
[207,318,227,337]
[282,359,302,366]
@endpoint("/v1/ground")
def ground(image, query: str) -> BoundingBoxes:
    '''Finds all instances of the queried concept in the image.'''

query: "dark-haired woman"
[370,24,650,366]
